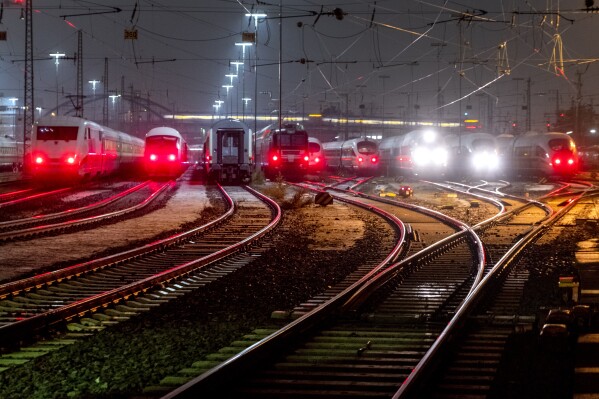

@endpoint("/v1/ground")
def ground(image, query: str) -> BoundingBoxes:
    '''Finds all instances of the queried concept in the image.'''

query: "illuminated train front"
[30,116,144,181]
[254,122,309,180]
[144,126,189,178]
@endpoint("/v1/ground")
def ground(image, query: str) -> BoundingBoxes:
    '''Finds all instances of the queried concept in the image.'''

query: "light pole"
[242,98,251,121]
[109,94,120,123]
[88,80,100,119]
[50,52,65,115]
[246,12,266,170]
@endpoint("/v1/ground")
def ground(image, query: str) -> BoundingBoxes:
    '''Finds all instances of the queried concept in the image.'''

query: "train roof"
[145,126,183,140]
[511,131,575,146]
[36,115,101,128]
[210,118,251,131]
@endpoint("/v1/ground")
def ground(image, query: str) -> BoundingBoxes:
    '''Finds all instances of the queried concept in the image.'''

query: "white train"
[321,137,379,176]
[497,131,579,177]
[0,135,23,172]
[144,127,188,178]
[307,136,325,174]
[378,129,449,177]
[30,116,144,180]
[204,118,253,183]
[444,132,500,178]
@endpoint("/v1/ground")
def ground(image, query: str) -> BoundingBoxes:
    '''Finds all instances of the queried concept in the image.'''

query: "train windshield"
[277,131,308,147]
[308,142,321,153]
[146,136,179,152]
[36,126,78,141]
[357,141,377,155]
[471,138,495,151]
[548,138,572,152]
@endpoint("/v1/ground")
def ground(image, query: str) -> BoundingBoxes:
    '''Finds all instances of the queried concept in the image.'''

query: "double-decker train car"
[144,127,188,178]
[322,137,379,176]
[444,132,500,178]
[307,136,325,174]
[204,118,253,183]
[498,131,579,177]
[378,129,448,178]
[30,116,144,181]
[254,122,309,179]
[0,135,23,172]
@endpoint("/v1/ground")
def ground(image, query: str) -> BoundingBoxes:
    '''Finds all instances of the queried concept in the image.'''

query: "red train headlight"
[168,154,176,161]
[35,156,44,164]
[149,154,157,161]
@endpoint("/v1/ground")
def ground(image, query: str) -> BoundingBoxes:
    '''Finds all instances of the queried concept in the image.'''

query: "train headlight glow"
[314,157,320,163]
[358,156,364,163]
[371,156,378,164]
[303,155,309,162]
[423,130,436,143]
[35,156,44,164]
[168,154,176,161]
[568,158,574,165]
[150,154,157,161]
[66,156,76,164]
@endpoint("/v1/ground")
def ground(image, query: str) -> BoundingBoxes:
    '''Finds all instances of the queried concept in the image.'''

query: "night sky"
[0,0,598,133]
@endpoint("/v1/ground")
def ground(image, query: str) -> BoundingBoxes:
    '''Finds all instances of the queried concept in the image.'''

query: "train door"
[217,129,244,165]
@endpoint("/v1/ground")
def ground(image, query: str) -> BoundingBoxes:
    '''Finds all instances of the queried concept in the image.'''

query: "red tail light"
[272,154,279,162]
[35,156,44,164]
[314,157,320,163]
[554,158,561,165]
[149,154,157,161]
[168,154,176,161]
[568,158,574,165]
[66,156,76,164]
[371,156,378,163]
[303,155,309,162]
[358,156,364,163]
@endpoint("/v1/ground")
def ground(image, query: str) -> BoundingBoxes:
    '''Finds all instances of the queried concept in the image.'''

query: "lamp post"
[88,80,100,119]
[245,12,266,171]
[109,94,120,123]
[50,52,66,115]
[242,98,251,121]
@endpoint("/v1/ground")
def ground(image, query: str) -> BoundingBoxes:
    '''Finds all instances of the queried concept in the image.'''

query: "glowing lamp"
[358,156,364,163]
[66,157,75,164]
[272,155,279,161]
[150,154,157,161]
[169,154,176,161]
[304,155,309,162]
[371,157,378,163]
[35,156,43,164]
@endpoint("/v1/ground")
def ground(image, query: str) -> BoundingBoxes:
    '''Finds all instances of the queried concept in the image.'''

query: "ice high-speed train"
[444,132,500,178]
[321,137,379,176]
[378,129,449,177]
[144,126,188,177]
[498,131,579,177]
[30,116,144,180]
[204,118,253,183]
[307,136,325,174]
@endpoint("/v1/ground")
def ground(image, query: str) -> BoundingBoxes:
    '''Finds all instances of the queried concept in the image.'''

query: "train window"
[357,142,377,154]
[36,126,78,141]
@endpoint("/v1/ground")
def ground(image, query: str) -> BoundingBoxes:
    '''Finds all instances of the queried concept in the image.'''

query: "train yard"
[0,168,597,398]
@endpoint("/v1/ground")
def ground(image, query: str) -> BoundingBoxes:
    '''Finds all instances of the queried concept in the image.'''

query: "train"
[254,122,309,180]
[378,129,449,177]
[498,131,579,177]
[0,135,23,172]
[144,126,188,178]
[204,118,253,183]
[30,116,145,181]
[307,136,325,174]
[444,132,500,178]
[321,137,379,176]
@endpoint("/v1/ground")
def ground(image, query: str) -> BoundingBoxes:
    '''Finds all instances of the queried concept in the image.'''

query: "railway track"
[0,185,280,365]
[160,178,564,399]
[0,180,167,241]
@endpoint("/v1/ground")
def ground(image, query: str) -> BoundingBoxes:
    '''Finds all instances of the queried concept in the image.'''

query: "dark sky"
[1,0,598,133]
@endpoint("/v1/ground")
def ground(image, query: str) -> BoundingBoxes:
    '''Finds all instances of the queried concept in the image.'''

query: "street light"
[50,52,66,114]
[242,98,251,121]
[234,42,252,58]
[109,94,120,122]
[88,80,100,119]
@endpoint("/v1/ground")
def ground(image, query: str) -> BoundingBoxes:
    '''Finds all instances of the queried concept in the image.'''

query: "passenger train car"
[204,118,253,183]
[144,127,188,178]
[322,137,379,176]
[307,136,325,174]
[498,131,579,177]
[378,129,449,177]
[30,116,144,181]
[0,135,23,172]
[254,122,309,179]
[444,132,500,178]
